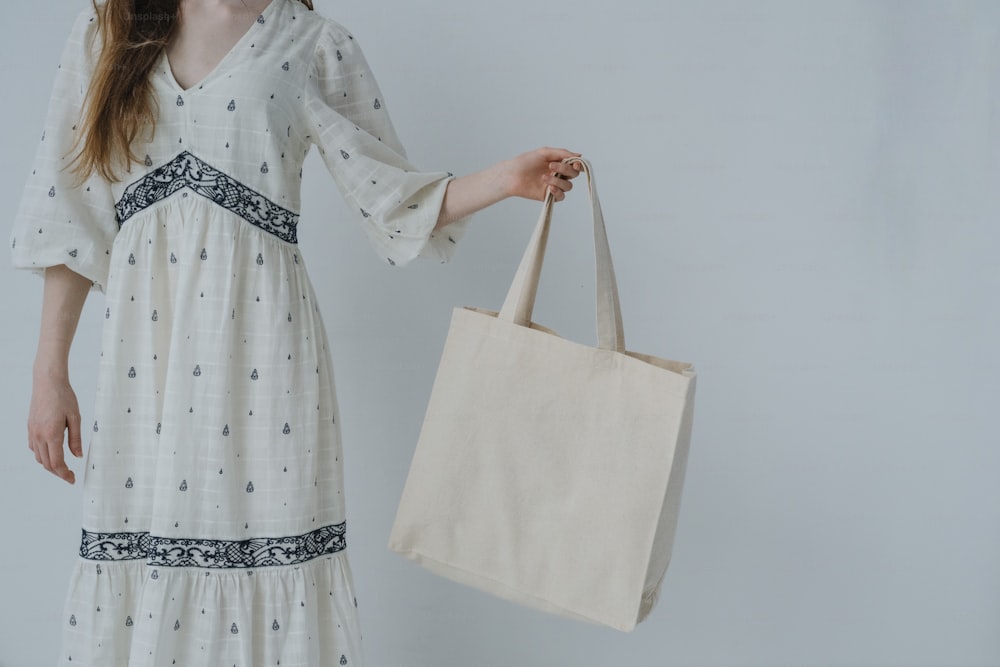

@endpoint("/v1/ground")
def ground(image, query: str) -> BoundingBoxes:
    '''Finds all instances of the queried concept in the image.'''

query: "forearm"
[435,160,512,231]
[34,264,91,379]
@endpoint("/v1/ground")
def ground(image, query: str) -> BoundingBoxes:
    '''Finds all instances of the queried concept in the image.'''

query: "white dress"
[9,1,471,664]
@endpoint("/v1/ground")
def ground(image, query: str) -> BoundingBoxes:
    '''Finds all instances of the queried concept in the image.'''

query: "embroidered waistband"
[79,521,345,568]
[114,150,299,244]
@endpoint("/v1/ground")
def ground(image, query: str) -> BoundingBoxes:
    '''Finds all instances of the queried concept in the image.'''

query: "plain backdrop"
[1,1,998,665]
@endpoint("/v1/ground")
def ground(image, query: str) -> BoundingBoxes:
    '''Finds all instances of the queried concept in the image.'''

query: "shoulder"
[314,14,358,45]
[71,2,101,38]
[294,5,358,44]
[291,5,368,66]
[55,3,104,72]
[72,2,98,27]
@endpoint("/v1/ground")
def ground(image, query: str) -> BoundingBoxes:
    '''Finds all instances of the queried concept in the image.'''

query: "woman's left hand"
[500,147,584,202]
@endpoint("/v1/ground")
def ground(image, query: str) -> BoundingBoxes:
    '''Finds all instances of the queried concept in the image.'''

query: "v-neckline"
[161,0,279,94]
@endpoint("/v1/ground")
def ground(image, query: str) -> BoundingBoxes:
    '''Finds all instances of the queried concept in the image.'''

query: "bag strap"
[498,157,626,353]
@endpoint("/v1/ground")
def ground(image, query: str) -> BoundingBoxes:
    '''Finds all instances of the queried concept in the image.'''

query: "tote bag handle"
[498,157,626,353]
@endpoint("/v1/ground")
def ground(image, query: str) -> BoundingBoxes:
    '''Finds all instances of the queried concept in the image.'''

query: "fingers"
[519,146,585,201]
[542,163,579,201]
[538,146,582,163]
[67,412,83,458]
[546,154,583,200]
[29,435,44,466]
[46,435,75,484]
[28,419,76,484]
[549,178,573,199]
[27,377,82,483]
[539,148,584,175]
[36,432,58,480]
[548,160,583,180]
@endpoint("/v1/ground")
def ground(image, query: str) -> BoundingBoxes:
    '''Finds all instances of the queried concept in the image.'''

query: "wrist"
[489,159,515,200]
[33,350,70,382]
[33,364,70,385]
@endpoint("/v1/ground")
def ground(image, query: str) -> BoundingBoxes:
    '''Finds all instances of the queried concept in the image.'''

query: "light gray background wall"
[1,1,997,665]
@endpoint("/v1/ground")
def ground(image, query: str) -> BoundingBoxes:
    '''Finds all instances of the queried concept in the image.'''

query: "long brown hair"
[66,0,313,187]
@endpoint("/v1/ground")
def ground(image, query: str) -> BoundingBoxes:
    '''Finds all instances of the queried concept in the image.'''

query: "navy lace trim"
[115,150,299,244]
[79,522,346,568]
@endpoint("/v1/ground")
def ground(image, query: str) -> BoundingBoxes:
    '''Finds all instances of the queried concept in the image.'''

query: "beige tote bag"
[388,157,697,632]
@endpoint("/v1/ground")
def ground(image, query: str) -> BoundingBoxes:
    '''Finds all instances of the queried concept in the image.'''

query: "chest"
[164,1,269,92]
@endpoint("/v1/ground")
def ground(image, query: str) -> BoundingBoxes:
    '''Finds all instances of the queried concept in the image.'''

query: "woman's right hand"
[28,366,84,484]
[28,263,93,485]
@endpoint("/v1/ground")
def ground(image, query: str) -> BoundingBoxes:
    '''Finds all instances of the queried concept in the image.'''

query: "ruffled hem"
[392,174,474,267]
[9,258,106,293]
[58,551,366,666]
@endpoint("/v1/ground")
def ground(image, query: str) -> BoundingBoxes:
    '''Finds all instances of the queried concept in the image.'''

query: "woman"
[11,0,582,664]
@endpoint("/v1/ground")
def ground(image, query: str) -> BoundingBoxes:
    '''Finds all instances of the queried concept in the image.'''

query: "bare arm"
[435,146,584,231]
[28,263,91,484]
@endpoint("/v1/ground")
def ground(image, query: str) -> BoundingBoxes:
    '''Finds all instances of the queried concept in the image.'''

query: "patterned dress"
[9,1,471,664]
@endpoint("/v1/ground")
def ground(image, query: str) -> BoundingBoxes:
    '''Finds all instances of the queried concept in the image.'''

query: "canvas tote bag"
[388,157,697,632]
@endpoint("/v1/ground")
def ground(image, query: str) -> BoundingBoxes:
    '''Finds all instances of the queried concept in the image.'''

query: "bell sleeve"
[303,18,473,267]
[9,6,118,293]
